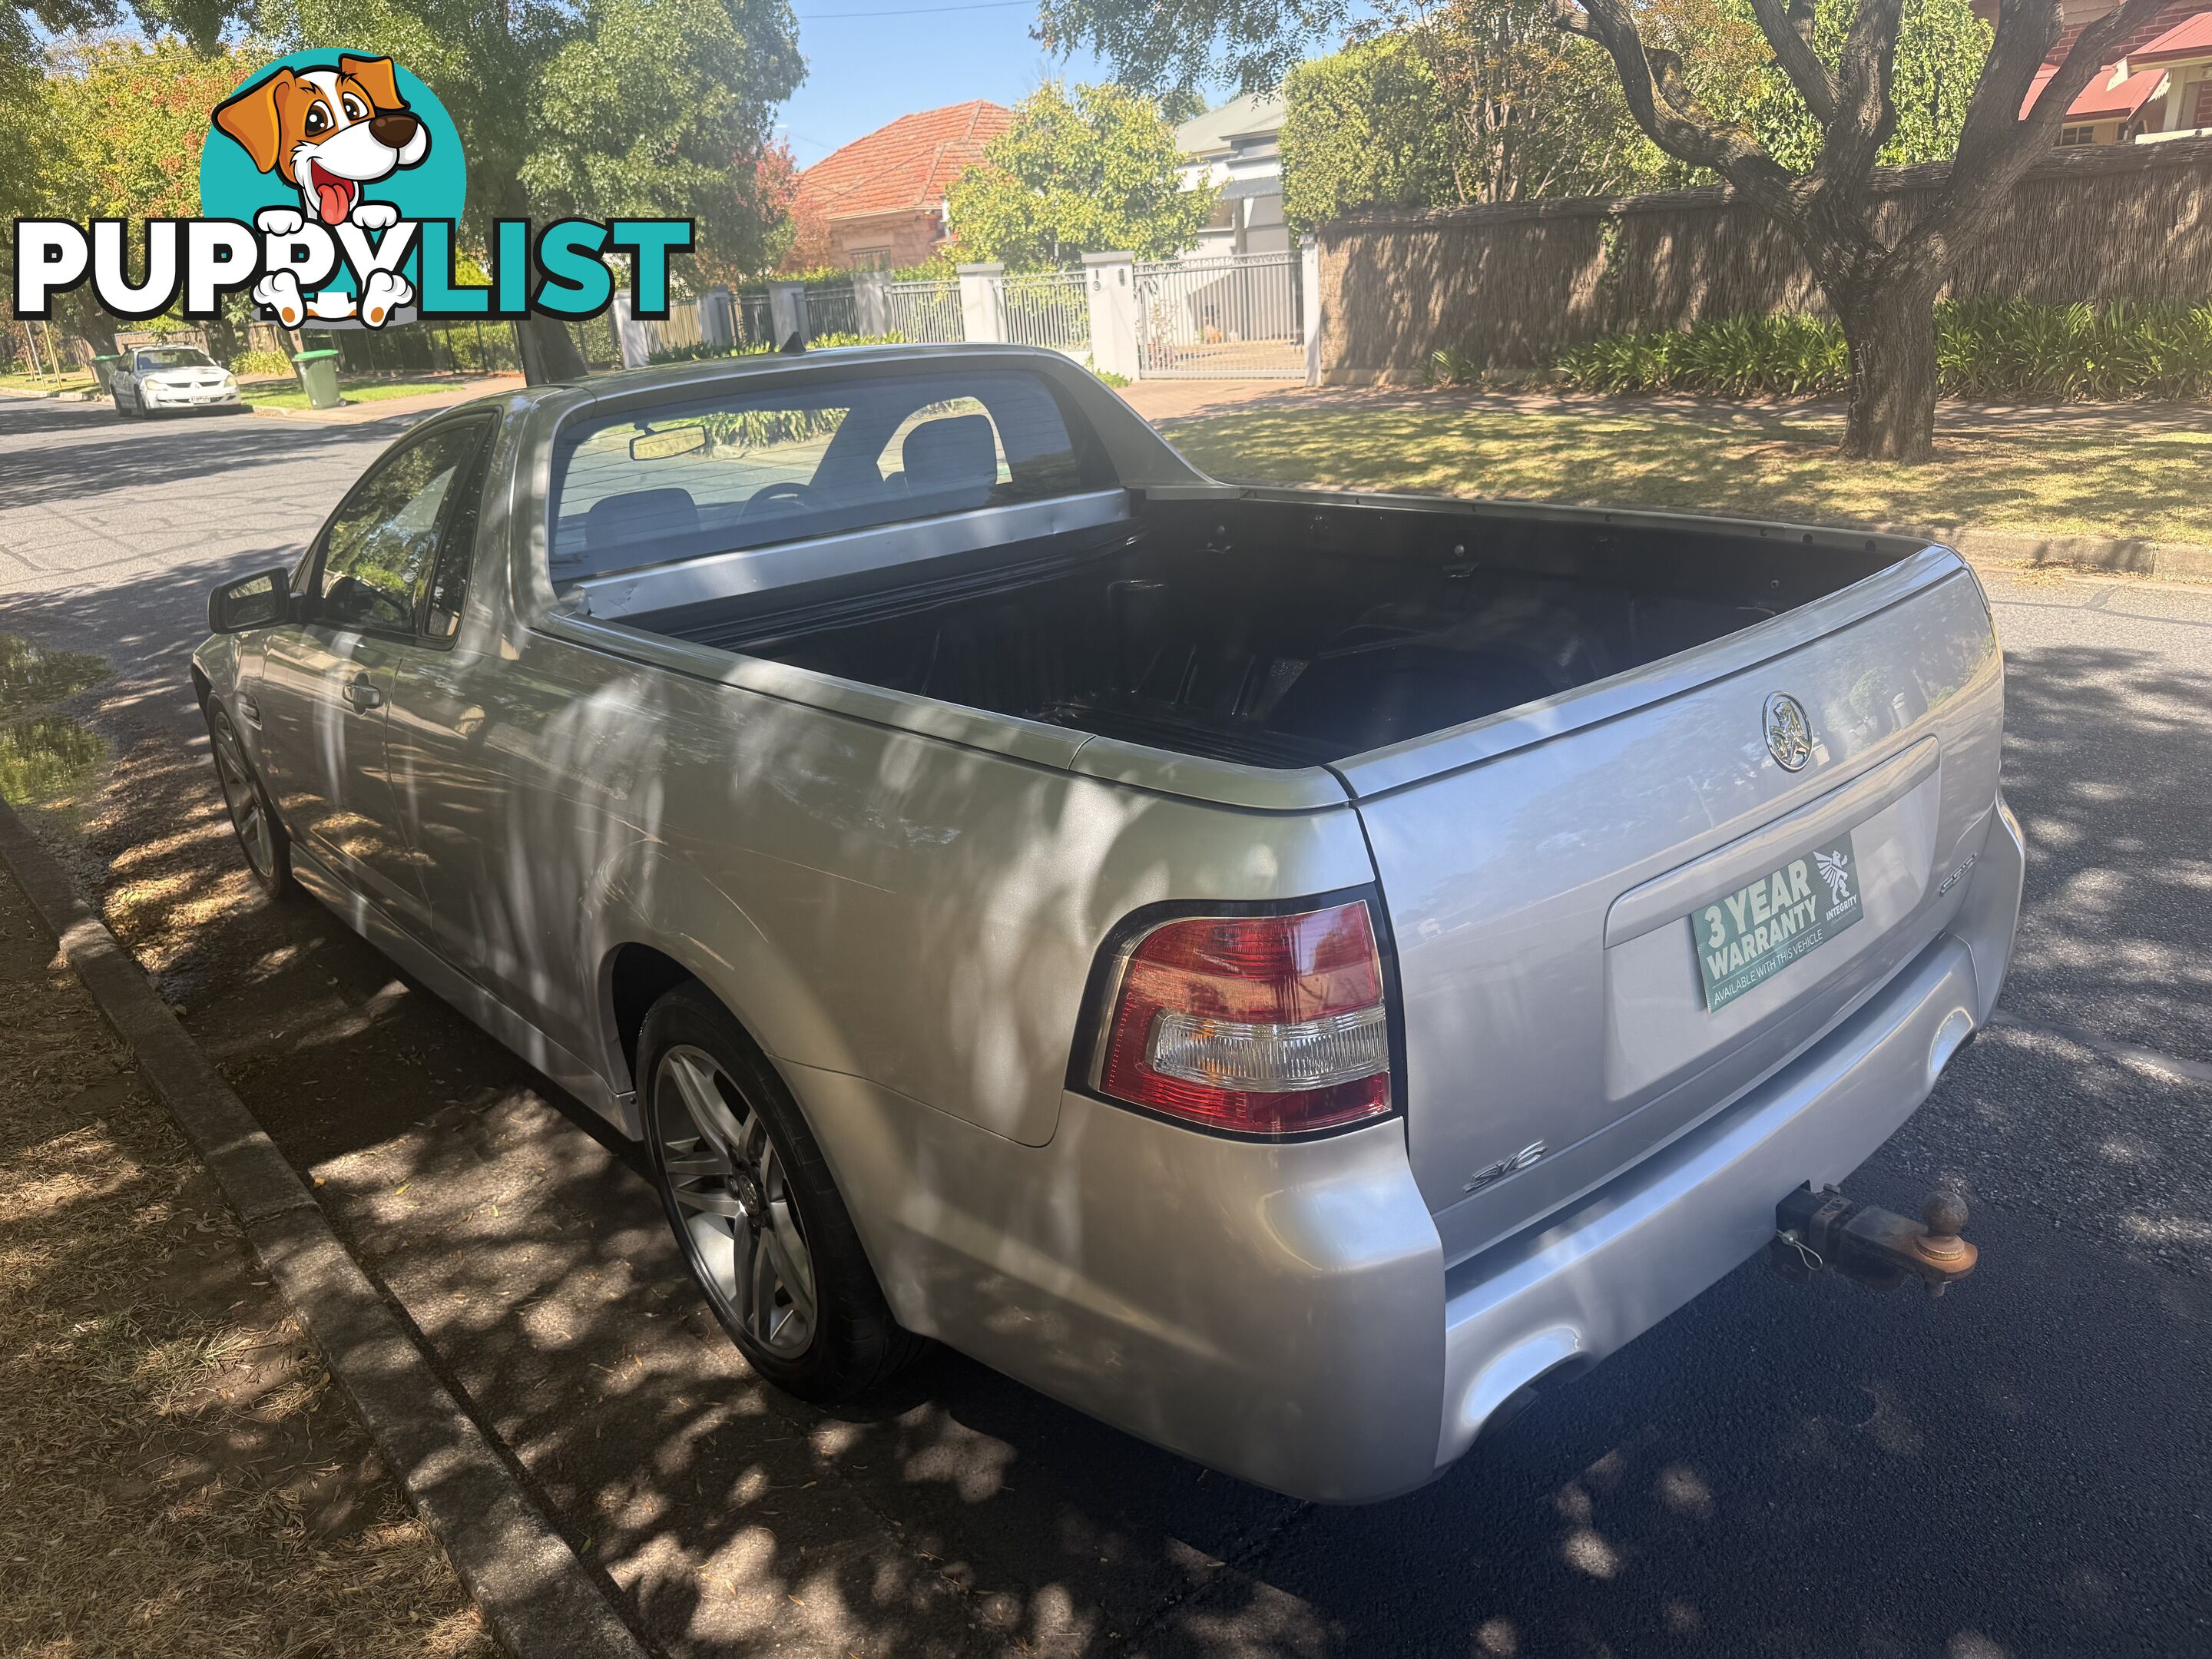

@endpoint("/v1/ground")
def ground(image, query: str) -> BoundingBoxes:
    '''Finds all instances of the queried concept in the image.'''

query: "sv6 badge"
[1463,1141,1547,1196]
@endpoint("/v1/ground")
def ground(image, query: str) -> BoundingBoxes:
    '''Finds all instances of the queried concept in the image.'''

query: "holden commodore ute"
[193,346,2021,1502]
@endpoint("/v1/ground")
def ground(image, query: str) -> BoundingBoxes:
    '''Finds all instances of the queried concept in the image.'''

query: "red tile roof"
[2134,9,2212,58]
[2071,61,2172,117]
[2022,58,2173,118]
[795,101,1013,224]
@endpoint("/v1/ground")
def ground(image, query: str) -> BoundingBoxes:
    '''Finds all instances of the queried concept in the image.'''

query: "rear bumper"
[798,798,2025,1504]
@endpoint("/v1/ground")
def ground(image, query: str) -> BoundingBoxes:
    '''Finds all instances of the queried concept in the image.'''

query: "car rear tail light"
[1091,899,1395,1136]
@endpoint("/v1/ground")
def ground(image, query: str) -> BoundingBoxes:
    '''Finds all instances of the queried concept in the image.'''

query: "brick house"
[790,101,1013,271]
[1995,0,2212,143]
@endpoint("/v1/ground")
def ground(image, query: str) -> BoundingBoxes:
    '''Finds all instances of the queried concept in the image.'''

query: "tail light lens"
[1091,899,1395,1136]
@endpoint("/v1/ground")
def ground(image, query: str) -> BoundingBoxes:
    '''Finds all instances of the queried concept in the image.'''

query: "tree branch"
[1555,0,1805,227]
[1816,0,1905,186]
[1747,0,1839,125]
[1903,0,2174,270]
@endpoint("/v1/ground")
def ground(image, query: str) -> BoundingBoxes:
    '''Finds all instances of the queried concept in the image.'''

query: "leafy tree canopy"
[1707,0,1992,169]
[1280,35,1461,231]
[258,0,804,281]
[947,81,1217,267]
[1277,0,1987,227]
[43,35,273,220]
[1036,0,1346,96]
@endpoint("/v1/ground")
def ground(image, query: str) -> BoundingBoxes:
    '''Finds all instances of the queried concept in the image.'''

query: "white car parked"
[111,345,241,416]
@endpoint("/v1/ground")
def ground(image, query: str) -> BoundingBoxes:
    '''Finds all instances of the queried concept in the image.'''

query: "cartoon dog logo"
[212,55,427,326]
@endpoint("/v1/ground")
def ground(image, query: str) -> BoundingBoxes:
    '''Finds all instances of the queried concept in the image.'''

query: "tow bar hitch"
[1770,1185,1979,1295]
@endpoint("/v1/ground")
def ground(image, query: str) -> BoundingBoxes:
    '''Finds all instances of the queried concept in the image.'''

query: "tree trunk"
[517,311,591,385]
[1836,279,1941,462]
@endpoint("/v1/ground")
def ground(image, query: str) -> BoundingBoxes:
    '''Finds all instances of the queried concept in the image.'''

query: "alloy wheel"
[654,1043,818,1357]
[210,708,275,880]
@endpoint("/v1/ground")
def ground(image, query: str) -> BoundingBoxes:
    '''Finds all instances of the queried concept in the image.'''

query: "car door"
[250,418,492,932]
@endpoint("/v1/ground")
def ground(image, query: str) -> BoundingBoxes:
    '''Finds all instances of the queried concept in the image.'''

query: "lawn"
[242,378,462,409]
[0,370,95,396]
[1164,399,2212,548]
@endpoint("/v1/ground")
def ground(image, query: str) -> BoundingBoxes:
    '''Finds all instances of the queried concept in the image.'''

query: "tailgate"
[1340,555,2005,1266]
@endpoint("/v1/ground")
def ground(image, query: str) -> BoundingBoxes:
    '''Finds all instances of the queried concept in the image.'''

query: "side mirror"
[207,567,295,634]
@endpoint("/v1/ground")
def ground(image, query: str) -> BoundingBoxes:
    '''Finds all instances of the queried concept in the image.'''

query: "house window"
[2194,81,2212,130]
[849,248,891,271]
[2057,124,2097,146]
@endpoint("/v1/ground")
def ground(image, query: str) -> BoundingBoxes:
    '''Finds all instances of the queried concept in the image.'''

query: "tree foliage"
[1035,0,1349,96]
[1279,0,1986,229]
[946,82,1216,268]
[260,0,803,280]
[1280,36,1462,231]
[43,35,273,220]
[1704,0,1991,169]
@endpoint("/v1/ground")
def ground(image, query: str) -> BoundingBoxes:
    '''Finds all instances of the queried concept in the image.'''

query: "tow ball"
[1770,1184,1979,1295]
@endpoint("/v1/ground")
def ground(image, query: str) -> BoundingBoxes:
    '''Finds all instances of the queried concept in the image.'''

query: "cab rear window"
[548,366,1104,583]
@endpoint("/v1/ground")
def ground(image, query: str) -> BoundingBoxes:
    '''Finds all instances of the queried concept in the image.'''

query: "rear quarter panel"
[408,621,1381,1148]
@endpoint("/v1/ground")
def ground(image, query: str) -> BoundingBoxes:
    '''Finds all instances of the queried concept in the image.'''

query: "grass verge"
[0,863,492,1657]
[242,379,468,410]
[1166,400,2212,547]
[0,372,96,396]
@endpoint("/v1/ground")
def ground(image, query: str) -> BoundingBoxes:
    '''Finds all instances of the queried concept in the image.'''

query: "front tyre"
[641,985,922,1399]
[205,700,291,899]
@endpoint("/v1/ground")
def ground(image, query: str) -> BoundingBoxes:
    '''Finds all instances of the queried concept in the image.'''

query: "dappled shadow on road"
[1141,1154,2212,1658]
[1993,639,2212,1062]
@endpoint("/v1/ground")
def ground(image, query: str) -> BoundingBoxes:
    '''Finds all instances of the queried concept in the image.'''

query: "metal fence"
[1134,252,1304,379]
[885,279,964,343]
[326,320,524,377]
[805,282,859,340]
[1002,270,1090,356]
[738,291,773,346]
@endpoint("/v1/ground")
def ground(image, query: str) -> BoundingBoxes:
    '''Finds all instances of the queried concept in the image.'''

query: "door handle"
[341,677,384,711]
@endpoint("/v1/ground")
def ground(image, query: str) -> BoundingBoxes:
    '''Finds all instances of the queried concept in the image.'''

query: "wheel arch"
[588,882,859,1132]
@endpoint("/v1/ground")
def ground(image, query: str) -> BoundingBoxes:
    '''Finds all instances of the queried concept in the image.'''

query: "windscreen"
[137,347,215,370]
[547,366,1102,584]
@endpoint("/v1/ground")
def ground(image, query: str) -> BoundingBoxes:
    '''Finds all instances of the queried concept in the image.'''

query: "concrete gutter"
[0,798,651,1659]
[1889,524,2212,583]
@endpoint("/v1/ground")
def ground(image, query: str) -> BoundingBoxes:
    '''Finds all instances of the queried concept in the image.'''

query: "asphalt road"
[2,390,2208,1659]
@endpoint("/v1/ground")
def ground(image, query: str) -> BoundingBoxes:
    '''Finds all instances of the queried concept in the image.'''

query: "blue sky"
[776,0,1114,164]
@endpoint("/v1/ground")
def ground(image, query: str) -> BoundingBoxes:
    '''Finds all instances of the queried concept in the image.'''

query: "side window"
[317,422,487,633]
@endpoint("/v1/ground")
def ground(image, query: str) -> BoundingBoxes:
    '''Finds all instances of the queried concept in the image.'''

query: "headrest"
[586,487,698,553]
[901,414,998,495]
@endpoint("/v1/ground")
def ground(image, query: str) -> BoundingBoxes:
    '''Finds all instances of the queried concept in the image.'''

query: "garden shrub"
[229,347,296,378]
[1536,303,2212,402]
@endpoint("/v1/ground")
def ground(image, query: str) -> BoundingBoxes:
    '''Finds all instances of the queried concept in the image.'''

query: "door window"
[317,422,488,632]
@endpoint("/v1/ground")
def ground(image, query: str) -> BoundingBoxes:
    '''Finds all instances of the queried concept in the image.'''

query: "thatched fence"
[1313,137,2212,383]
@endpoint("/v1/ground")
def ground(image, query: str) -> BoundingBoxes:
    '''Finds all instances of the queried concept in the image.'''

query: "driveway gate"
[1134,251,1304,379]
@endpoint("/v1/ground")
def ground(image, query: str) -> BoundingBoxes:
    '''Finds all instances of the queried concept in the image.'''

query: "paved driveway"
[2,391,2208,1658]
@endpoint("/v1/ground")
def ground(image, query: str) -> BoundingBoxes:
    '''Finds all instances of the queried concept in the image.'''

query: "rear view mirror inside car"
[631,425,708,462]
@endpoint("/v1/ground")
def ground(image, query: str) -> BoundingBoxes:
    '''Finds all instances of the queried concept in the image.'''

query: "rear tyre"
[640,985,922,1399]
[205,700,291,899]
